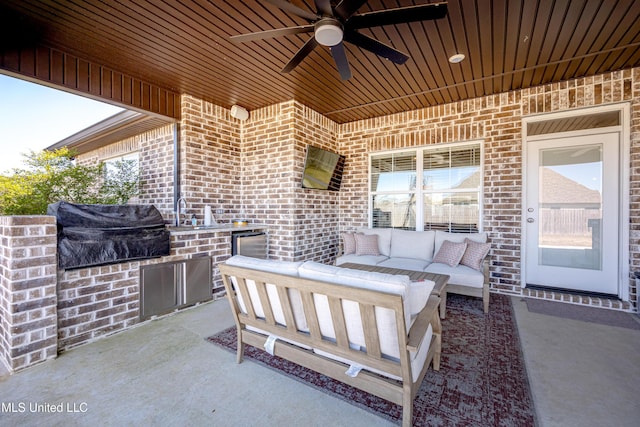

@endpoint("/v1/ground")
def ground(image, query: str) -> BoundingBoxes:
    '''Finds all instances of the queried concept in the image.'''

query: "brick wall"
[338,69,638,309]
[179,95,241,225]
[77,124,175,219]
[56,229,237,352]
[0,216,57,372]
[242,101,341,262]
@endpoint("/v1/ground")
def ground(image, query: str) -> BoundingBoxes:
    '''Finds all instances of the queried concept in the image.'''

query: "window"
[104,152,139,177]
[370,142,482,232]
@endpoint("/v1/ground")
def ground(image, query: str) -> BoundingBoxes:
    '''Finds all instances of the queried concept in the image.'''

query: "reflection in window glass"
[371,151,416,192]
[372,194,416,229]
[423,145,480,231]
[423,192,479,232]
[369,143,482,231]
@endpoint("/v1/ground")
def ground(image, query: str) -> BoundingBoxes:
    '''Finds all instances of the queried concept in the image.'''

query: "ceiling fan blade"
[230,25,314,43]
[330,42,352,80]
[334,0,368,22]
[315,0,333,17]
[348,3,448,29]
[344,31,409,64]
[282,36,319,73]
[263,0,318,21]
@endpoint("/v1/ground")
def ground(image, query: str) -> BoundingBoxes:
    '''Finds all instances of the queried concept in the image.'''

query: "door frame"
[521,103,630,300]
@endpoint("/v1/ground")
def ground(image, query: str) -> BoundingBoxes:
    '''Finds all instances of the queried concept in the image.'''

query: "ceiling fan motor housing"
[314,18,343,46]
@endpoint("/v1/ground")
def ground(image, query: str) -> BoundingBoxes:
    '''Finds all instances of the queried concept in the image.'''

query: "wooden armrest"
[407,295,440,352]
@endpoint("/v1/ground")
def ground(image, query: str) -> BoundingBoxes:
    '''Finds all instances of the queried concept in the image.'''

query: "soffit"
[1,0,639,124]
[47,111,174,155]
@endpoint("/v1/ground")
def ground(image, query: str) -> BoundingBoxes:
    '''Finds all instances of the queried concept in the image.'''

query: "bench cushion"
[225,255,308,330]
[299,261,415,359]
[335,253,388,266]
[424,262,485,288]
[377,257,430,271]
[390,229,436,261]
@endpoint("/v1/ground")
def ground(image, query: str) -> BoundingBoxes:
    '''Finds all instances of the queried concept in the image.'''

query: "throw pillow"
[355,233,380,256]
[460,238,491,271]
[341,232,357,255]
[432,240,467,267]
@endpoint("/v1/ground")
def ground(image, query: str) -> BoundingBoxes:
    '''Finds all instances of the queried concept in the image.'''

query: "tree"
[0,148,141,215]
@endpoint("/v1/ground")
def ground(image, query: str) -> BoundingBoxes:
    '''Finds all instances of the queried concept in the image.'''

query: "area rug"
[207,294,536,426]
[525,298,640,330]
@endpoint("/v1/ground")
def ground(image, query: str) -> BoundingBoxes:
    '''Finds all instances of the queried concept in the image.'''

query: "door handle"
[527,218,535,223]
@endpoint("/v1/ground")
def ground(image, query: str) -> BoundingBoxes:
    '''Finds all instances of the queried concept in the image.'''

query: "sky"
[0,74,124,174]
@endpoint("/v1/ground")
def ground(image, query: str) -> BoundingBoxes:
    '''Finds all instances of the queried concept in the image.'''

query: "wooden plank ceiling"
[1,0,639,124]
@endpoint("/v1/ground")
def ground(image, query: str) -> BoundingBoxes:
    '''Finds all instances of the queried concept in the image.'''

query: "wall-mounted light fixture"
[230,105,249,121]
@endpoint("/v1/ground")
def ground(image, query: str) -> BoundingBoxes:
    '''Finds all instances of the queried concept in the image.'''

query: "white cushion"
[357,228,392,256]
[299,261,413,358]
[424,262,485,288]
[390,229,436,261]
[335,253,388,266]
[225,256,307,330]
[377,257,430,271]
[313,322,433,383]
[434,231,487,255]
[225,255,302,276]
[409,279,435,315]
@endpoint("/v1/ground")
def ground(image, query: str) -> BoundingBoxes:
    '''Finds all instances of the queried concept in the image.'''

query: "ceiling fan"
[231,0,448,80]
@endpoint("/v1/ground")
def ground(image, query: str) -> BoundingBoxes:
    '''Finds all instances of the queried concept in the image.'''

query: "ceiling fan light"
[315,24,343,46]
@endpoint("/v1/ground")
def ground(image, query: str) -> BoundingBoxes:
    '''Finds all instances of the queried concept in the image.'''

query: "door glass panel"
[538,144,603,270]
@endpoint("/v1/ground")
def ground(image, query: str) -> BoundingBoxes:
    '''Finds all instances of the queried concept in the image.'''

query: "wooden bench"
[219,261,442,427]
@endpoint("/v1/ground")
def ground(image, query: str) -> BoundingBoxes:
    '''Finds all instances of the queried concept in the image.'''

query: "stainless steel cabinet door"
[140,262,178,320]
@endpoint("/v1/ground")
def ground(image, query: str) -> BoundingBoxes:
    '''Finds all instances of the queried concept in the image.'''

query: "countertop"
[167,223,268,235]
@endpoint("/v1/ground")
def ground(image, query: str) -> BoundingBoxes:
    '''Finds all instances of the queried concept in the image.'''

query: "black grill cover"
[47,201,171,270]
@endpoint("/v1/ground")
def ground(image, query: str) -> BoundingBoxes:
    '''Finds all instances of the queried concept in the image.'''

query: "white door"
[525,132,619,294]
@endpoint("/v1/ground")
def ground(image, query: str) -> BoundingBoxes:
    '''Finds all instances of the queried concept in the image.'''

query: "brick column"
[0,216,58,372]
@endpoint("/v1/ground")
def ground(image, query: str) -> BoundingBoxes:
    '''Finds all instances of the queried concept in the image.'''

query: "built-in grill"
[48,201,171,270]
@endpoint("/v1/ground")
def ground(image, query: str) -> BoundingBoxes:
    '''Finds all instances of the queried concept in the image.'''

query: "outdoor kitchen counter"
[167,223,268,235]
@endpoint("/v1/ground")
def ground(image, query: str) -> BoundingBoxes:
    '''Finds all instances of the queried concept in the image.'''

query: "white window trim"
[368,140,484,232]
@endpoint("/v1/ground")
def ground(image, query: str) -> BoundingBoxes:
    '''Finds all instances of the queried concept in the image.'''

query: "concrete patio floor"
[1,296,639,426]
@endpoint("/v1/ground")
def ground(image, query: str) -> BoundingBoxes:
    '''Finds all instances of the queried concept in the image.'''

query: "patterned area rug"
[207,294,536,426]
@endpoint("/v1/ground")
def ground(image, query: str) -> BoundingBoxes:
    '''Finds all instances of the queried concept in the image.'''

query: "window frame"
[103,152,140,177]
[368,140,484,232]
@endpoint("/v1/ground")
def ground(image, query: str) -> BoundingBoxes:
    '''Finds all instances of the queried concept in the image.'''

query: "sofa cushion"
[225,255,302,276]
[460,239,491,271]
[409,279,435,315]
[300,262,415,363]
[313,321,433,383]
[358,228,392,256]
[341,232,357,255]
[377,257,431,272]
[434,230,488,254]
[335,253,389,267]
[355,233,381,256]
[390,229,436,261]
[424,262,485,288]
[432,240,467,267]
[225,255,307,330]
